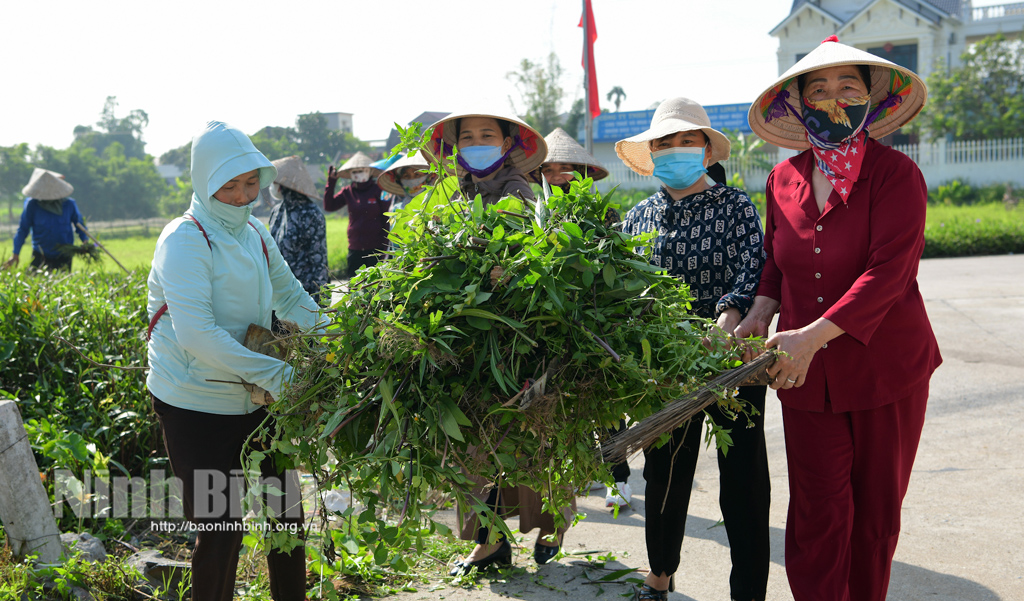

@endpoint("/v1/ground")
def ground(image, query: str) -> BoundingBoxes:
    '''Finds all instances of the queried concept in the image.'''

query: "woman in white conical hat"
[4,168,91,271]
[268,155,329,303]
[537,127,608,192]
[422,110,571,576]
[616,97,769,601]
[324,150,389,278]
[737,36,940,601]
[377,152,434,215]
[423,109,547,207]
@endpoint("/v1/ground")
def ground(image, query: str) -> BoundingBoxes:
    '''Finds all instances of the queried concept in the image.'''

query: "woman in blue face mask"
[424,110,547,207]
[616,98,770,601]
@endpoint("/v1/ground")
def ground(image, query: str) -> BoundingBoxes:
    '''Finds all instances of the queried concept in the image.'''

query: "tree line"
[0,98,372,224]
[1,35,1019,224]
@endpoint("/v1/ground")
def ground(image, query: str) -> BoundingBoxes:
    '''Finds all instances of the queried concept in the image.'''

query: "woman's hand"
[733,296,780,362]
[327,165,340,181]
[703,308,742,351]
[764,318,844,390]
[2,255,18,270]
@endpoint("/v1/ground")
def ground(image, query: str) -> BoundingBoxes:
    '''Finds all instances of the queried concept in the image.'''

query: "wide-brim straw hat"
[541,127,608,181]
[271,155,320,200]
[424,110,548,177]
[23,167,74,200]
[748,36,927,150]
[337,151,381,179]
[615,98,731,176]
[378,152,431,196]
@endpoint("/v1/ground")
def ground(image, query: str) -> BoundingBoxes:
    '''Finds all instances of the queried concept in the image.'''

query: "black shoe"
[533,541,560,565]
[635,584,669,601]
[449,540,513,576]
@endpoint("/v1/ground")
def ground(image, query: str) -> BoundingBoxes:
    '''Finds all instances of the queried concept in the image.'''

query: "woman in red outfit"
[737,37,942,601]
[324,151,390,277]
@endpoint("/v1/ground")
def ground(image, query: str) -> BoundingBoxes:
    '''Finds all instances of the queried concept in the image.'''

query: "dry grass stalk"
[602,351,778,463]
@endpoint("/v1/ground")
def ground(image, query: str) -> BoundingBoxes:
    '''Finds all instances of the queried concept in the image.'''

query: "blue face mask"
[459,145,505,171]
[651,147,708,190]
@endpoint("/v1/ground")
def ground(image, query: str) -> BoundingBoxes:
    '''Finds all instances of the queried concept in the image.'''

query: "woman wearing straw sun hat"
[268,155,329,303]
[377,152,434,215]
[423,111,573,575]
[736,36,941,601]
[324,150,390,278]
[4,168,91,271]
[617,97,770,601]
[537,127,608,192]
[423,109,546,207]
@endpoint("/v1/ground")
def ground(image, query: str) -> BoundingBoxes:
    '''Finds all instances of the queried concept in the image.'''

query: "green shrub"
[0,268,162,531]
[924,202,1024,257]
[929,180,1015,206]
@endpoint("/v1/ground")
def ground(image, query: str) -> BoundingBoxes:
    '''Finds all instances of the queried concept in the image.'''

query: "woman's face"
[801,65,868,101]
[458,117,513,152]
[213,169,261,206]
[541,162,576,186]
[649,131,710,155]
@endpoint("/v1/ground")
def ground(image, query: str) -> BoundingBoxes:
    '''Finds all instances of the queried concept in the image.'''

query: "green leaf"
[641,338,652,368]
[602,263,616,288]
[437,398,467,442]
[563,222,583,238]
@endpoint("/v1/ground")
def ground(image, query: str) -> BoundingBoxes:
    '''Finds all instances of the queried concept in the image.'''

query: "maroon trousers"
[781,387,928,601]
[152,396,306,601]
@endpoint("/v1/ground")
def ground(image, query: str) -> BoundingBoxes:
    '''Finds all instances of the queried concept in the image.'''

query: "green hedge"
[0,269,160,482]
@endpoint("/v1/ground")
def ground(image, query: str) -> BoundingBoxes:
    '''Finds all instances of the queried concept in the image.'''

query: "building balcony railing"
[971,2,1024,22]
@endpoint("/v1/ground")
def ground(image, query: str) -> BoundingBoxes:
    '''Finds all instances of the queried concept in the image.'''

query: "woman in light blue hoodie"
[147,121,318,601]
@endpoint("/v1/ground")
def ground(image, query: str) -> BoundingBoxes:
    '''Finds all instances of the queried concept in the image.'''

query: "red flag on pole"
[579,0,600,120]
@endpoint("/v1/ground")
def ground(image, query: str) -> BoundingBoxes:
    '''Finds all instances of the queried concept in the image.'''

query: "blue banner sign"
[582,103,752,144]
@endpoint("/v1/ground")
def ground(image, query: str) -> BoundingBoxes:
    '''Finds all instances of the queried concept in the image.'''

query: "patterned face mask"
[800,94,871,150]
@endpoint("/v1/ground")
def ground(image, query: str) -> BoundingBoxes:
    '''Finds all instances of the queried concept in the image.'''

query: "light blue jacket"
[146,121,320,415]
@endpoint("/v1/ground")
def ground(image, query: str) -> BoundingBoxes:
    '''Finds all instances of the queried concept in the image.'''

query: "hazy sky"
[0,0,1004,159]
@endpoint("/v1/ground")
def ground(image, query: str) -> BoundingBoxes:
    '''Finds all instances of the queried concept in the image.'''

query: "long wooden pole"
[583,0,594,154]
[75,222,130,274]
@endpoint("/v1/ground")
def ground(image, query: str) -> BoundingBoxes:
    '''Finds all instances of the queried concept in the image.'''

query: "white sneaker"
[605,482,631,508]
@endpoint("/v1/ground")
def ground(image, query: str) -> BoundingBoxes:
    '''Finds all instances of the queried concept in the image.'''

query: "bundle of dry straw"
[602,350,778,463]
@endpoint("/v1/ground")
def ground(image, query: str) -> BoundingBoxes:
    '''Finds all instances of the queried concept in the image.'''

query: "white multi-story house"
[772,0,1023,82]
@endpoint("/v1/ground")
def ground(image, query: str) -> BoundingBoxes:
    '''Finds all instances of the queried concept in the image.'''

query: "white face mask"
[351,170,370,183]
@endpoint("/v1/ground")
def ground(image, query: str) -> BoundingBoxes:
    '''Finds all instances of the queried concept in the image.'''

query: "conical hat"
[337,151,381,179]
[748,36,927,150]
[378,153,431,196]
[22,167,74,200]
[541,127,608,181]
[615,98,731,176]
[271,155,320,200]
[424,110,548,176]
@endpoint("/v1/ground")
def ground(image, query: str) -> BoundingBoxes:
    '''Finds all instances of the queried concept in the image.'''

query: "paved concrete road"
[377,254,1024,601]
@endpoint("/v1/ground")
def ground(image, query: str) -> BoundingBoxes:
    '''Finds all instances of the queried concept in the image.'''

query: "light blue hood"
[190,121,277,231]
[146,121,320,416]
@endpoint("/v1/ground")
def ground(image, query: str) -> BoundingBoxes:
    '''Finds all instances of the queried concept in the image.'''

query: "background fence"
[596,138,1024,193]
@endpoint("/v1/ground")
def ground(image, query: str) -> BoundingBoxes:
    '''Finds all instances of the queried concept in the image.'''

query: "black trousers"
[643,385,770,601]
[152,396,306,601]
[30,249,72,271]
[346,248,380,278]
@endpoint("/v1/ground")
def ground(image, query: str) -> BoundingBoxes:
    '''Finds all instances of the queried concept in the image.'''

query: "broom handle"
[76,223,130,274]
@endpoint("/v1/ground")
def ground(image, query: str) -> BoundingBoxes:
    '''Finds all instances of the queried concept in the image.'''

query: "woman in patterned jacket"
[268,155,329,304]
[617,97,770,601]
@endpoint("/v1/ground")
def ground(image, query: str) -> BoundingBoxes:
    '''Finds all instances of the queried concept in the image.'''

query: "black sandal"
[449,539,512,576]
[635,584,669,601]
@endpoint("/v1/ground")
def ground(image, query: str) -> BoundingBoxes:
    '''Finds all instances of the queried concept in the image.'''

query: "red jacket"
[759,138,941,412]
[324,179,391,251]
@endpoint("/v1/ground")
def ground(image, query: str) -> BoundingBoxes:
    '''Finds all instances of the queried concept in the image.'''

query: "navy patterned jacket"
[269,188,329,302]
[622,185,765,320]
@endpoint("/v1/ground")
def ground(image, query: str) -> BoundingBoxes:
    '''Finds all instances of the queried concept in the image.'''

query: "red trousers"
[781,386,928,601]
